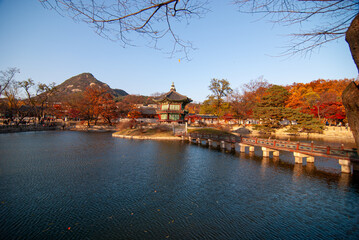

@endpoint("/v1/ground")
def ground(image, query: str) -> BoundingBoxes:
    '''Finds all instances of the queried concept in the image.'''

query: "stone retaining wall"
[112,133,182,140]
[0,125,59,133]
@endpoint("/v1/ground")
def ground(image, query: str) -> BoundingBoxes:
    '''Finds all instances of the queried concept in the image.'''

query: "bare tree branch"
[40,0,208,59]
[234,0,359,56]
[0,67,20,96]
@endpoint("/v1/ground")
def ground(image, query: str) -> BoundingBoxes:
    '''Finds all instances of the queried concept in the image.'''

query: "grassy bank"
[188,128,236,136]
[114,127,174,137]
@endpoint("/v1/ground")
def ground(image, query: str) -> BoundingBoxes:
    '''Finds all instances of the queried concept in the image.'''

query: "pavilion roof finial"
[170,82,176,91]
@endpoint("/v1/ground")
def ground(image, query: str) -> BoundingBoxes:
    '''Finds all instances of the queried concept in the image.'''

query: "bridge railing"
[187,132,358,160]
[188,133,241,142]
[241,137,358,160]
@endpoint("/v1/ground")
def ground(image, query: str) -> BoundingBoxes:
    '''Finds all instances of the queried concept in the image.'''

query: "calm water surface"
[1,131,359,239]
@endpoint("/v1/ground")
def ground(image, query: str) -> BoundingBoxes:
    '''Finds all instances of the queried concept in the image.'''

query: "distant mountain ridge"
[53,73,128,100]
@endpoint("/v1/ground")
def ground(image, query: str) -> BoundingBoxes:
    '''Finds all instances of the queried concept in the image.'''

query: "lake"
[1,131,359,239]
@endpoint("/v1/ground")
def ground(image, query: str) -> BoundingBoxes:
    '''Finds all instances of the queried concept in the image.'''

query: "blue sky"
[0,0,357,102]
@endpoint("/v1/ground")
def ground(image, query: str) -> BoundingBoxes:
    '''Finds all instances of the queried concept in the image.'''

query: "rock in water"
[342,81,359,154]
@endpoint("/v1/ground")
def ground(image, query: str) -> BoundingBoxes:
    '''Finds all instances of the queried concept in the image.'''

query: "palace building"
[153,83,192,123]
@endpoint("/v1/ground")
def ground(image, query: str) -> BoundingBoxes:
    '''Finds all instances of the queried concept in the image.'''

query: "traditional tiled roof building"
[153,83,192,122]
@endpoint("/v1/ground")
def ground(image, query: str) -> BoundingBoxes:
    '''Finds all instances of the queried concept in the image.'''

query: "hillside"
[53,73,128,100]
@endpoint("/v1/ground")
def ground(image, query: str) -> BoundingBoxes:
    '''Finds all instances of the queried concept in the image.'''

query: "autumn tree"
[199,98,216,115]
[116,101,132,118]
[230,88,247,120]
[127,107,142,120]
[19,79,57,122]
[285,79,352,124]
[99,92,119,125]
[205,78,232,117]
[185,103,201,114]
[231,76,270,120]
[82,85,108,126]
[115,94,154,118]
[67,85,120,126]
[235,0,359,151]
[64,93,84,120]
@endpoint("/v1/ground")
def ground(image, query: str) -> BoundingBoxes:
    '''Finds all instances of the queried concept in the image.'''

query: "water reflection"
[235,146,357,189]
[1,132,359,239]
[305,162,316,174]
[338,174,351,188]
[293,163,304,180]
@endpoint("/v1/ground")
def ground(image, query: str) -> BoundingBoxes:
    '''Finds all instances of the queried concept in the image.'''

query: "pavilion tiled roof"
[153,83,192,103]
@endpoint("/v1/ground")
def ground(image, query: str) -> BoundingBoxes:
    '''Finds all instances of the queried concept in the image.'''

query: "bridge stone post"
[196,138,201,144]
[188,136,192,143]
[294,152,315,164]
[239,143,246,152]
[262,147,280,158]
[306,156,315,163]
[208,139,212,148]
[293,152,303,164]
[220,141,225,149]
[339,159,352,174]
[273,151,280,157]
[239,143,254,153]
[262,147,270,157]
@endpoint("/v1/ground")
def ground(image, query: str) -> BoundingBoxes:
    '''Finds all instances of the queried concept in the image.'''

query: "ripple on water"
[0,131,359,239]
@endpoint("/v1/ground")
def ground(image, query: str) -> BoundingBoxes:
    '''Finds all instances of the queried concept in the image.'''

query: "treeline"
[0,67,352,132]
[0,68,155,126]
[0,68,58,125]
[52,89,155,126]
[187,77,352,133]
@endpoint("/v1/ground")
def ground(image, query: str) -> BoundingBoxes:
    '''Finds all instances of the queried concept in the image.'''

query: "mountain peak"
[52,73,128,100]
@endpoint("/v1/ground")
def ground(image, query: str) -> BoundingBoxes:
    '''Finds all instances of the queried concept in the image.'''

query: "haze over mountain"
[53,73,128,100]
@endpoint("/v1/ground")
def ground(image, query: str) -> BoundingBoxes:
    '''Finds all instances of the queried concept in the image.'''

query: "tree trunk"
[342,13,359,153]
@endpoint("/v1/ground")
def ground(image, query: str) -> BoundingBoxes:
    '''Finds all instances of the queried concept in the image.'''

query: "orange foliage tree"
[285,79,352,124]
[59,85,119,126]
[230,77,270,120]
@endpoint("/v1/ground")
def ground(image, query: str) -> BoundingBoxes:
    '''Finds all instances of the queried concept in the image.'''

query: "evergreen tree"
[258,85,290,108]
